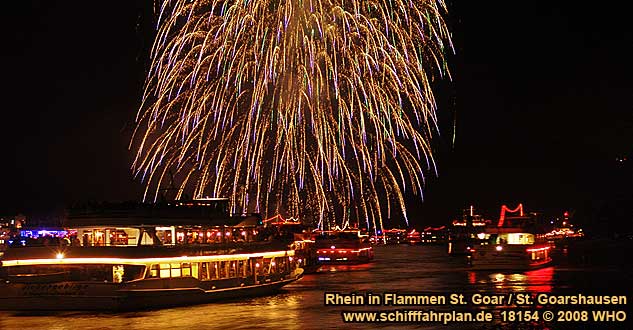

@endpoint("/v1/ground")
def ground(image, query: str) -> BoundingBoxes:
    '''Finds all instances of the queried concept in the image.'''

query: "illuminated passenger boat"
[264,215,319,274]
[315,229,374,264]
[407,229,422,245]
[468,204,552,271]
[383,229,407,244]
[447,206,489,256]
[369,229,406,245]
[419,226,448,245]
[0,199,303,311]
[544,211,585,246]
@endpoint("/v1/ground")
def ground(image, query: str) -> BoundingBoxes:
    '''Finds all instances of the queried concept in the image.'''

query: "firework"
[131,0,452,231]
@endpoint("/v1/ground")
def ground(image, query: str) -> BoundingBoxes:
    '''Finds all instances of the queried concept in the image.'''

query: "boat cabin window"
[5,264,145,283]
[238,260,247,276]
[113,265,124,283]
[261,258,272,275]
[148,262,194,278]
[77,229,107,246]
[530,248,549,261]
[209,262,218,279]
[275,257,289,273]
[270,258,277,274]
[73,228,139,246]
[155,227,175,245]
[123,265,146,281]
[182,262,193,277]
[157,260,252,281]
[171,263,182,277]
[149,264,159,278]
[218,261,228,278]
[199,262,209,280]
[139,231,156,246]
[110,230,129,245]
[505,233,534,245]
[229,262,237,278]
[159,264,171,278]
[111,265,145,283]
[171,227,257,245]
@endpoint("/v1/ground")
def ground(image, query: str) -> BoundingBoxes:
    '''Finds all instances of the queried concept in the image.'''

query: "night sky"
[1,1,631,231]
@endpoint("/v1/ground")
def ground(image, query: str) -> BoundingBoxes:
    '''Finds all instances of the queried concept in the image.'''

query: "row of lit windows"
[65,226,260,247]
[173,229,258,245]
[146,257,294,280]
[530,249,549,261]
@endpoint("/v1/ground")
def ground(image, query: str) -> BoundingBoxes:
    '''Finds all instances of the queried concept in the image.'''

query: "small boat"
[369,234,385,245]
[0,199,303,311]
[467,204,552,271]
[447,206,489,255]
[369,229,406,245]
[384,229,407,244]
[407,229,422,245]
[420,226,448,245]
[544,211,585,247]
[314,229,374,264]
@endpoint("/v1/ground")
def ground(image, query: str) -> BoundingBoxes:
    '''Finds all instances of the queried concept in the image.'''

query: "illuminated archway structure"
[497,203,524,227]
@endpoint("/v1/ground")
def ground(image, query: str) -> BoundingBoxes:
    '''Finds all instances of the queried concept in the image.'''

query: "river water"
[1,243,631,330]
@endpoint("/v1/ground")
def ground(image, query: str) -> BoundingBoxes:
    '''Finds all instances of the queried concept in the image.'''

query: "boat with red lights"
[369,228,406,245]
[407,229,422,245]
[264,214,319,274]
[0,199,303,311]
[315,229,374,264]
[448,206,489,256]
[467,204,552,271]
[420,226,448,245]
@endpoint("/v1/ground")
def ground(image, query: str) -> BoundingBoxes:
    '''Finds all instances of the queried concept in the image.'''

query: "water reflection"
[525,267,554,292]
[466,267,553,292]
[1,245,630,330]
[317,262,375,273]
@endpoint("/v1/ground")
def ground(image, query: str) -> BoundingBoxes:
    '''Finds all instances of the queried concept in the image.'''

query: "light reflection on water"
[467,267,554,293]
[1,245,631,330]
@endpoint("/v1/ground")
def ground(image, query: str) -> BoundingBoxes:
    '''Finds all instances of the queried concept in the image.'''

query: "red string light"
[498,203,524,227]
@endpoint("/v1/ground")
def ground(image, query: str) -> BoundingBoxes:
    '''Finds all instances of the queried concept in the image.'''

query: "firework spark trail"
[131,0,452,231]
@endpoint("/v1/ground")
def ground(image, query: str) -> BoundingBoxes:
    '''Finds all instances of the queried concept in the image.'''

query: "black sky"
[1,1,631,230]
